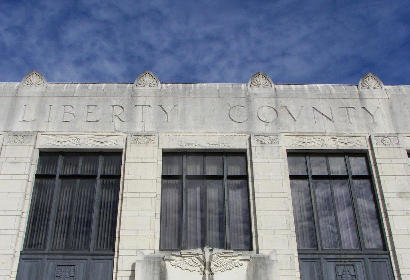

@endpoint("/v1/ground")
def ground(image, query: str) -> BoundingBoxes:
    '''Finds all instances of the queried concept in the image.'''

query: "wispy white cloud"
[0,0,408,84]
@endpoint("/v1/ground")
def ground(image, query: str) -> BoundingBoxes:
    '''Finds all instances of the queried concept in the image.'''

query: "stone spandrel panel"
[159,133,248,149]
[284,134,368,149]
[36,133,126,149]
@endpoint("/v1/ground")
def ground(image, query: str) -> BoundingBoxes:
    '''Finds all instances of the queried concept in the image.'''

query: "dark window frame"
[22,152,122,255]
[289,152,388,254]
[288,152,394,280]
[160,152,253,251]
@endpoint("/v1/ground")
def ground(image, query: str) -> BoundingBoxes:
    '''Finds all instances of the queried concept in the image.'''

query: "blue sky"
[0,0,409,84]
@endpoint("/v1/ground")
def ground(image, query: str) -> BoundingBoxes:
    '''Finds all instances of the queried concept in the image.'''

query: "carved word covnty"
[228,105,383,124]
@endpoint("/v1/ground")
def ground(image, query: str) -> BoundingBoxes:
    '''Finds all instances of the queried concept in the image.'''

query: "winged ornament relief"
[167,247,249,280]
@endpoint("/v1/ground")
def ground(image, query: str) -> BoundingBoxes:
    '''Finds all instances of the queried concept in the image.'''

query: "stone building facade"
[0,71,408,280]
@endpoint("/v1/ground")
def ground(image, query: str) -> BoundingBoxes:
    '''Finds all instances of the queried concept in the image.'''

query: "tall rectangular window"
[288,153,394,280]
[160,152,252,251]
[24,152,122,251]
[18,152,122,280]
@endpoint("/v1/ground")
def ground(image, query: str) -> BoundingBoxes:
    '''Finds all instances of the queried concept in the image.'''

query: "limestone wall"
[0,71,409,279]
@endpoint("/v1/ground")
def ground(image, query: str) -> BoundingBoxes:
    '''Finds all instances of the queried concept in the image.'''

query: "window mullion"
[326,157,342,249]
[181,154,187,249]
[306,155,322,251]
[45,154,63,251]
[90,154,103,252]
[64,155,84,250]
[66,177,81,249]
[345,155,365,251]
[223,154,230,249]
[201,154,206,248]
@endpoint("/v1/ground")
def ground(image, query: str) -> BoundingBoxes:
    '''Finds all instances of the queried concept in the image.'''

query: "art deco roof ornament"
[134,71,160,88]
[358,73,384,90]
[20,71,47,87]
[248,72,274,88]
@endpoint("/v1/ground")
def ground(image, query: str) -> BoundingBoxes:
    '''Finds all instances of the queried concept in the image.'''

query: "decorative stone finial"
[248,72,273,88]
[358,73,383,89]
[21,71,47,87]
[134,71,160,88]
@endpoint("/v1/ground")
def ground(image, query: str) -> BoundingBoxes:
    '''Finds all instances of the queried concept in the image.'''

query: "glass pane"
[206,180,224,248]
[37,153,59,175]
[80,155,99,175]
[332,180,359,249]
[299,260,321,280]
[187,154,203,175]
[328,156,347,175]
[52,179,76,249]
[162,154,182,175]
[101,153,122,176]
[290,179,317,249]
[205,155,223,175]
[70,179,96,249]
[227,155,247,175]
[288,155,307,176]
[61,155,80,175]
[228,180,252,250]
[349,156,369,175]
[96,179,120,250]
[370,260,394,280]
[24,178,55,249]
[353,179,384,249]
[313,180,340,249]
[310,156,328,175]
[160,179,182,250]
[185,180,203,249]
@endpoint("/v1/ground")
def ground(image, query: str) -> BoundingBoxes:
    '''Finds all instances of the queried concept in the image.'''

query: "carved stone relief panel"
[37,134,125,149]
[285,135,367,149]
[252,135,279,145]
[5,132,35,145]
[159,134,248,149]
[167,249,204,275]
[129,134,157,145]
[165,247,249,280]
[372,135,401,147]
